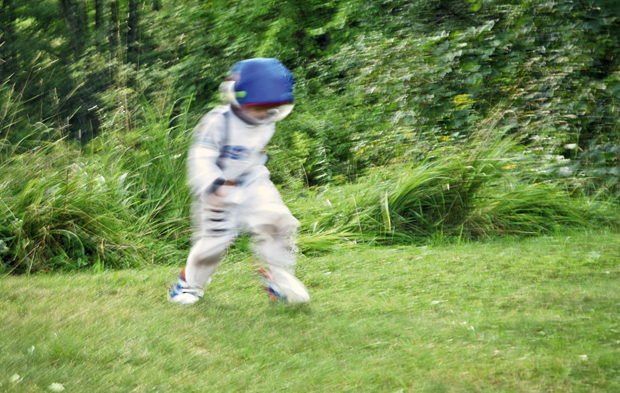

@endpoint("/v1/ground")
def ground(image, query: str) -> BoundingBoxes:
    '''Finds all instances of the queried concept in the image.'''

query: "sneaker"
[257,267,311,304]
[168,271,204,305]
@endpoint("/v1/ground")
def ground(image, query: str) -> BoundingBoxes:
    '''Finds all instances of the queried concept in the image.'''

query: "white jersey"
[187,105,275,196]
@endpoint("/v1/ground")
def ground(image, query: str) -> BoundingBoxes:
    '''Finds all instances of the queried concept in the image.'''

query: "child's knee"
[249,208,299,237]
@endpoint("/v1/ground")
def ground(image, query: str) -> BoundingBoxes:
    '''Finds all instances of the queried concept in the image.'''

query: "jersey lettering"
[222,145,250,161]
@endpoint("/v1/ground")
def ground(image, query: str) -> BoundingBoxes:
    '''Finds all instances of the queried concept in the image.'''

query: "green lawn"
[1,231,619,392]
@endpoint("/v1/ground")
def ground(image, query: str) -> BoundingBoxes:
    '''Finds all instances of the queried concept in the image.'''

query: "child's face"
[243,104,282,121]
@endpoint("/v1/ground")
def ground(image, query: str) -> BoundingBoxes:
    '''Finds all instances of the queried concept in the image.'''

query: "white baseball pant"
[183,177,299,289]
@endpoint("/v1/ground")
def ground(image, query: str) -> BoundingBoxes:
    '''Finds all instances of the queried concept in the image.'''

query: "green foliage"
[289,123,617,247]
[4,0,620,180]
[116,95,194,252]
[2,0,620,271]
[0,137,143,273]
[0,95,197,273]
[286,0,620,184]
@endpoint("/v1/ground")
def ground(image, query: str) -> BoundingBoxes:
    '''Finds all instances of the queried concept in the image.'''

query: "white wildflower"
[49,383,65,392]
[558,166,573,177]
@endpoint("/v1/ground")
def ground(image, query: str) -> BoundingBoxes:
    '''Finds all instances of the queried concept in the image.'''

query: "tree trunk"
[95,0,105,49]
[109,0,120,60]
[76,0,88,38]
[58,0,87,59]
[0,0,17,79]
[127,0,140,61]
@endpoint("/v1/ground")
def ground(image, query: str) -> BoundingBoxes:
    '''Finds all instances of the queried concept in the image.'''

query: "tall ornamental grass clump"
[291,125,616,248]
[0,97,196,274]
[109,97,194,261]
[0,136,143,273]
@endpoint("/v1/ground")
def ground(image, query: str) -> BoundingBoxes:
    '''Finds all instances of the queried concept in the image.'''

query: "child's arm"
[186,112,231,197]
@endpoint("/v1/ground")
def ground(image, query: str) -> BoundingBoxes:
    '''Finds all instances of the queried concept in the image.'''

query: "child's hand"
[214,179,238,198]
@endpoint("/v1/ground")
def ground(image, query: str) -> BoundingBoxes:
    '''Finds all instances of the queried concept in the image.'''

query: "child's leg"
[239,179,309,303]
[241,179,299,272]
[169,194,237,304]
[184,235,231,288]
[185,191,237,288]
